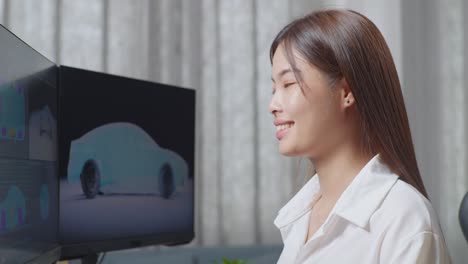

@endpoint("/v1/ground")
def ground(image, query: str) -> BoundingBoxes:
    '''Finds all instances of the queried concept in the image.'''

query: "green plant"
[214,257,248,264]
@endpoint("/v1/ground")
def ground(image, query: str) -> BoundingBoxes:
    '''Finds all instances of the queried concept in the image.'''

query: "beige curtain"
[4,0,467,262]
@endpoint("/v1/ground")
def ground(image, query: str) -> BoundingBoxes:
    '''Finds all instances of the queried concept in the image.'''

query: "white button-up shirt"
[274,155,451,264]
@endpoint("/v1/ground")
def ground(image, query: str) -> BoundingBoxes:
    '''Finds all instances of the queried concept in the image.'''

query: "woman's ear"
[339,78,355,108]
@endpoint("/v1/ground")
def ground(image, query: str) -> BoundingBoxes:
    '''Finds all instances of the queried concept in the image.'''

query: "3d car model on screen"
[66,122,189,199]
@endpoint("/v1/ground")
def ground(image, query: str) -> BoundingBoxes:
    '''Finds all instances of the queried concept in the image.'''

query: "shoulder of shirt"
[384,230,452,263]
[377,186,451,263]
[373,178,440,234]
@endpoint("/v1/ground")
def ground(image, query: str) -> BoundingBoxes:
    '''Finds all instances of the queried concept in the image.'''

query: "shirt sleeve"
[389,231,451,264]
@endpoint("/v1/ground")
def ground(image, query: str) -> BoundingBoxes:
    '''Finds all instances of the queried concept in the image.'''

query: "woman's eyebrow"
[271,68,294,83]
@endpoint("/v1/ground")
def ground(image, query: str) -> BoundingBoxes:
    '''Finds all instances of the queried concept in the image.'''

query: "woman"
[269,9,450,263]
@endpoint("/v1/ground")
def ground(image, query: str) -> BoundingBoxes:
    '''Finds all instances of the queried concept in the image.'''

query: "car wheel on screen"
[80,160,101,199]
[158,163,175,199]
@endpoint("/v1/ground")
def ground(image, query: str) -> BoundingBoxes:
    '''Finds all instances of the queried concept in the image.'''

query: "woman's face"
[269,46,348,158]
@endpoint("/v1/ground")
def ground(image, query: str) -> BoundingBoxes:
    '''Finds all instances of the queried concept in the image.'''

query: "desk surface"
[55,245,282,264]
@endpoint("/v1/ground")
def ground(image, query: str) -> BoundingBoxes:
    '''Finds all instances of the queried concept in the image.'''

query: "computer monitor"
[0,25,60,263]
[58,66,195,260]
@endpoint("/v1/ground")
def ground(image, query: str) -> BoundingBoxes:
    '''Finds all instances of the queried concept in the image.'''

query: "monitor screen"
[58,66,195,259]
[0,26,60,264]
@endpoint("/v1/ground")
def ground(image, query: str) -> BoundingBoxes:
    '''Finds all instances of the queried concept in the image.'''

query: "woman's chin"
[278,143,297,156]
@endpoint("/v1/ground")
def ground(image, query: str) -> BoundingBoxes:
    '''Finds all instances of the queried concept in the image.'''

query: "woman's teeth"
[276,123,293,131]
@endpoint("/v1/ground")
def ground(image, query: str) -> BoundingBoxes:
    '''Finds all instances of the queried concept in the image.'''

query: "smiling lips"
[274,121,294,140]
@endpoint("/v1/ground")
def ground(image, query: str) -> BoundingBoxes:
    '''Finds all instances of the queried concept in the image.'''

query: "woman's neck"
[311,144,374,203]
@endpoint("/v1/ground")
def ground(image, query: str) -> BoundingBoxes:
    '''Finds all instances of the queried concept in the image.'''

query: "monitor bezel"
[59,232,194,260]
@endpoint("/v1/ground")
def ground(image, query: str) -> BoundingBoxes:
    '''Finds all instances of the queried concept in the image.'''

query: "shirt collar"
[274,174,320,229]
[274,154,399,230]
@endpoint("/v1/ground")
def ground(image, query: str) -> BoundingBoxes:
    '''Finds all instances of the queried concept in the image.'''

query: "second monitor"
[58,66,195,260]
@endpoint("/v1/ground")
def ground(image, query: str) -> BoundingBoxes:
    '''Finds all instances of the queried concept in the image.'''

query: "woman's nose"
[268,93,281,115]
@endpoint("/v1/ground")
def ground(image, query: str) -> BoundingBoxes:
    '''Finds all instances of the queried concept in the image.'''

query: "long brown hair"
[270,9,428,198]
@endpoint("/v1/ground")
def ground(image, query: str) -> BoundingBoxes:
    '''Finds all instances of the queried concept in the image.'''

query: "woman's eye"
[284,82,296,88]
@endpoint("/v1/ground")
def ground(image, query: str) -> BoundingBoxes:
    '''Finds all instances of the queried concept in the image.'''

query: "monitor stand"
[81,253,99,264]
